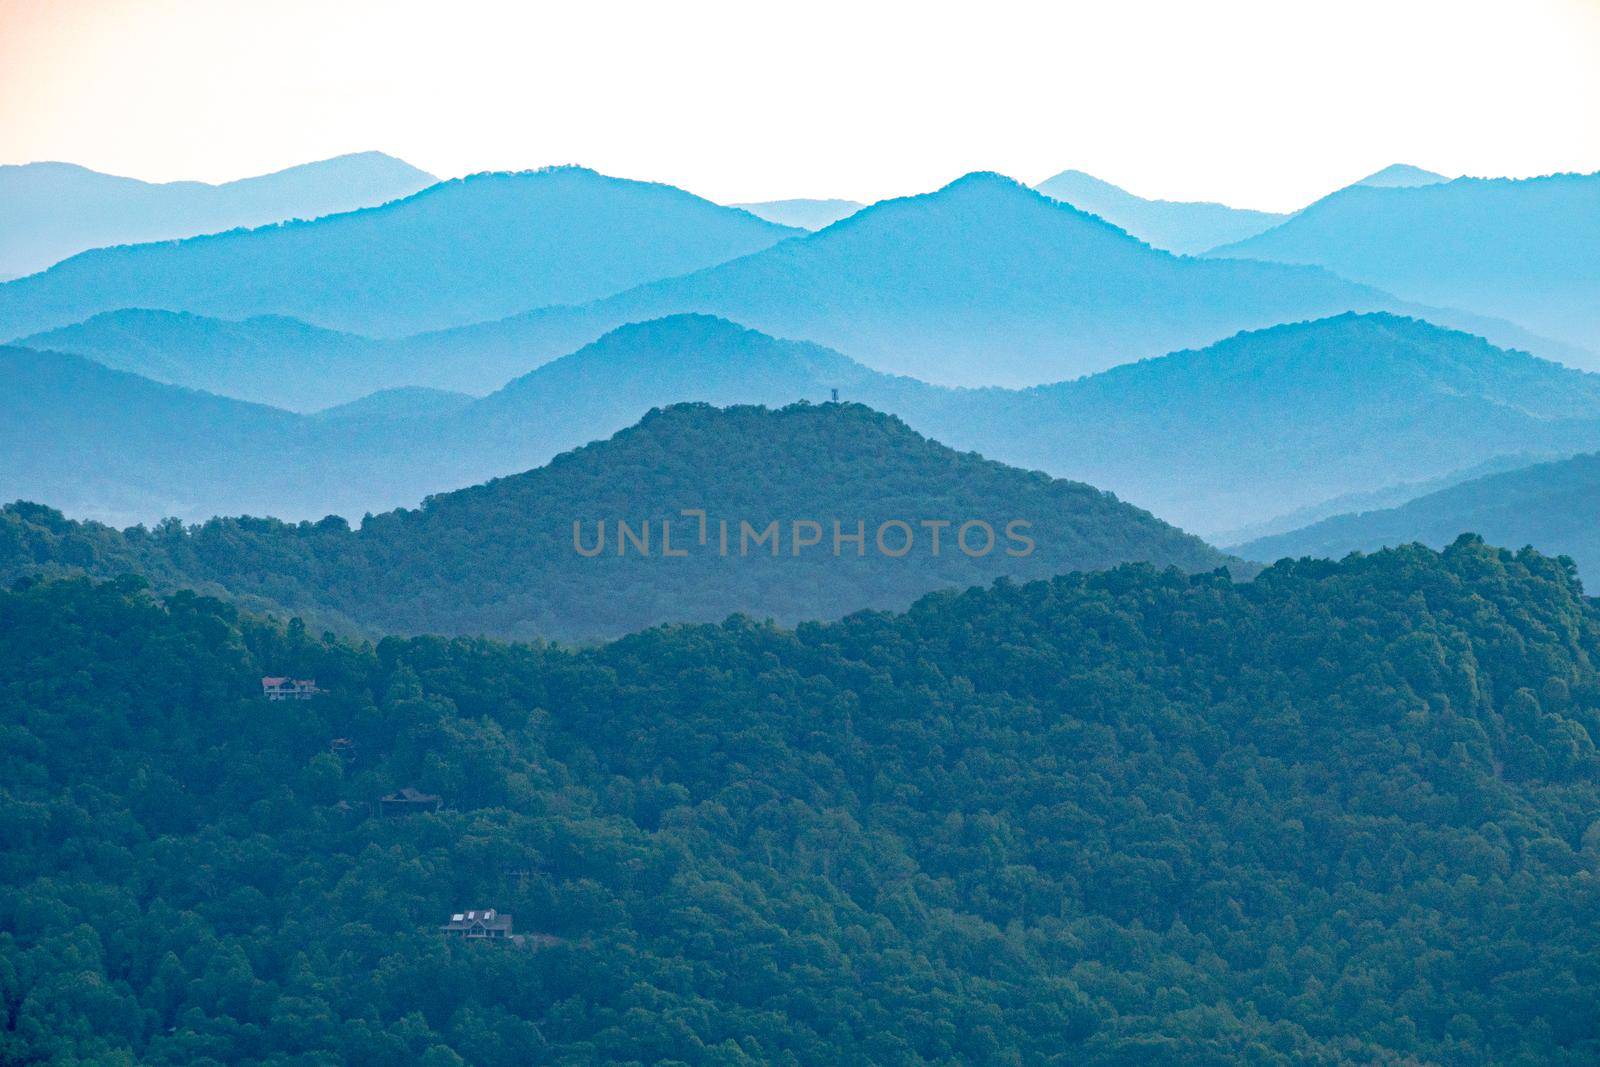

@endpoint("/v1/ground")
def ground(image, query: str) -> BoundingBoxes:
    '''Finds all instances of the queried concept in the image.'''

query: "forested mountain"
[1234,450,1600,583]
[13,313,1600,535]
[0,166,800,338]
[728,197,864,229]
[0,152,436,280]
[5,536,1600,1062]
[1208,171,1600,357]
[1034,168,1286,254]
[0,402,1233,640]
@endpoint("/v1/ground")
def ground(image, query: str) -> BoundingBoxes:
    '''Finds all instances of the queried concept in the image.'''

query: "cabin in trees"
[441,909,513,940]
[261,676,319,701]
[380,786,443,816]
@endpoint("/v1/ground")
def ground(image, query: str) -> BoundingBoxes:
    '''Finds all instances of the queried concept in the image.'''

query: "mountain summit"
[1353,163,1449,188]
[1034,168,1286,253]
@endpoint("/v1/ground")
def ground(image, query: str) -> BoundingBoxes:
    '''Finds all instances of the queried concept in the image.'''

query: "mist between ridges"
[573,509,1035,559]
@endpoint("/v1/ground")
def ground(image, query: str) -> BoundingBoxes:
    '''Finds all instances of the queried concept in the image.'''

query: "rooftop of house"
[383,786,442,803]
[442,909,513,932]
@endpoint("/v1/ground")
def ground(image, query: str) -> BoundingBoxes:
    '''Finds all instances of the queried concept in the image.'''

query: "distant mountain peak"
[938,170,1030,192]
[1034,168,1287,255]
[1037,169,1252,211]
[1037,167,1118,191]
[730,198,864,231]
[1354,163,1450,188]
[482,313,870,409]
[839,168,1136,240]
[1122,310,1557,379]
[591,311,763,344]
[344,164,785,221]
[244,150,433,184]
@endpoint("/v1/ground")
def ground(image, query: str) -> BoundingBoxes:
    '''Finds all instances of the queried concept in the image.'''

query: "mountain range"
[11,167,1580,393]
[1,316,908,522]
[1029,163,1448,256]
[1232,449,1600,584]
[1033,169,1287,254]
[10,311,1600,539]
[935,312,1600,533]
[395,172,1406,387]
[0,402,1233,641]
[0,166,800,339]
[0,151,436,281]
[1209,171,1600,359]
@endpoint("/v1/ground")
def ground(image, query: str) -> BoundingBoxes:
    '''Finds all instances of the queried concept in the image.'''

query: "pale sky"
[1,0,1597,211]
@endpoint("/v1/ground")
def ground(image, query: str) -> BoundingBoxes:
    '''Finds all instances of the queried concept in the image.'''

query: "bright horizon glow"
[1,0,1597,212]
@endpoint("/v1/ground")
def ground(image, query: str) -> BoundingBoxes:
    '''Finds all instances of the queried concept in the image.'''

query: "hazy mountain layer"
[9,170,1396,387]
[0,151,436,280]
[932,313,1600,533]
[12,312,1600,536]
[20,309,393,412]
[26,165,1584,401]
[574,172,1407,386]
[1209,171,1600,355]
[1233,450,1600,584]
[7,318,913,523]
[0,166,800,338]
[1209,451,1557,546]
[1034,168,1286,254]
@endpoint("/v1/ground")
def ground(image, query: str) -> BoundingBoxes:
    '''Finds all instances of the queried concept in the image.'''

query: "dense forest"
[4,536,1600,1062]
[0,403,1233,641]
